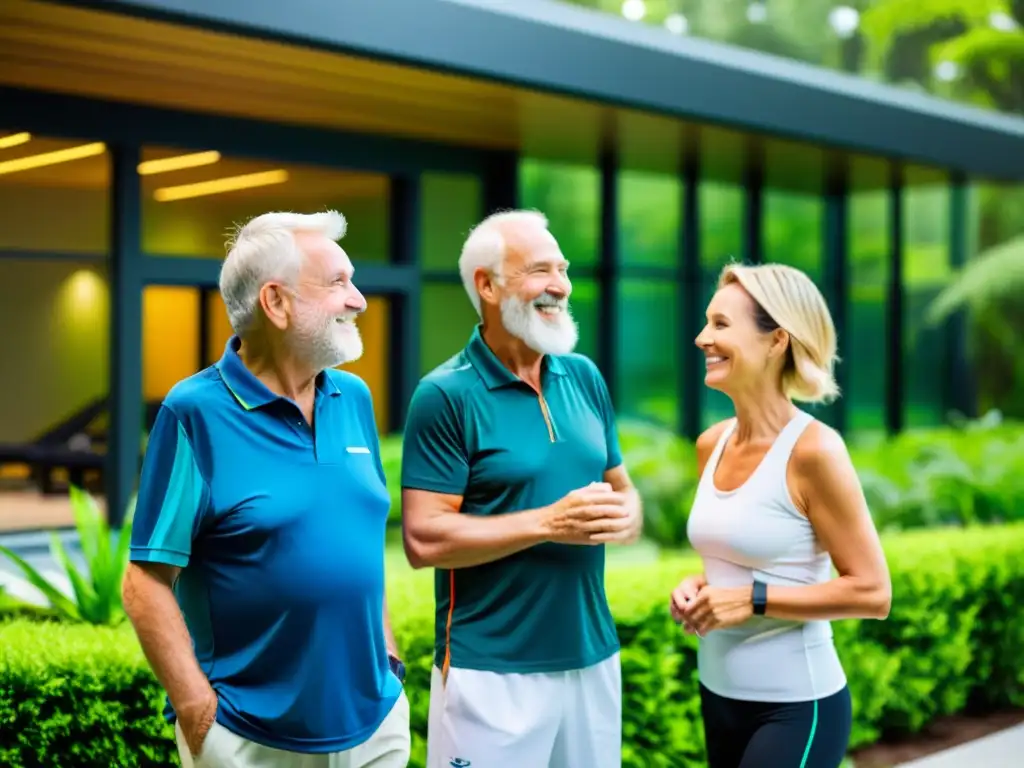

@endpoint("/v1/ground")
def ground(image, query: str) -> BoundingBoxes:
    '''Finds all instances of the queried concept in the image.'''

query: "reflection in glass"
[420,282,481,375]
[422,173,482,270]
[698,181,743,429]
[902,173,951,428]
[847,186,889,435]
[0,130,109,253]
[519,159,599,266]
[139,147,390,263]
[0,260,109,443]
[615,279,679,430]
[618,170,681,268]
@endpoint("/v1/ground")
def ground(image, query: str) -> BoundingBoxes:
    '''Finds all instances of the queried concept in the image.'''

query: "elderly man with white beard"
[122,210,410,768]
[401,209,644,768]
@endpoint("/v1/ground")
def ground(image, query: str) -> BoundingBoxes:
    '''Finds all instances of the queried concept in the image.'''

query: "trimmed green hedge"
[381,420,1024,546]
[2,523,1023,767]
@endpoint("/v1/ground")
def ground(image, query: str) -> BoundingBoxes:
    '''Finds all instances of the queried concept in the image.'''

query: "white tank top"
[686,410,847,703]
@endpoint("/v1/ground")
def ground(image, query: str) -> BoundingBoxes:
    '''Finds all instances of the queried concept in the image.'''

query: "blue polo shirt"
[129,336,401,753]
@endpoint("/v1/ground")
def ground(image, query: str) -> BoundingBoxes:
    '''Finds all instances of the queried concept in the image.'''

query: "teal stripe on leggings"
[798,699,819,768]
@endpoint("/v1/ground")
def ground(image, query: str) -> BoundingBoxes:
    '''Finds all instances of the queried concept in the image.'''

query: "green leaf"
[0,545,80,620]
[49,534,101,623]
[932,26,1024,67]
[859,0,1005,67]
[926,234,1024,324]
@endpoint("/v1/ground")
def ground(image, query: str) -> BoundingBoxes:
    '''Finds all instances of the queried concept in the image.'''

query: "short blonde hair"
[718,263,839,404]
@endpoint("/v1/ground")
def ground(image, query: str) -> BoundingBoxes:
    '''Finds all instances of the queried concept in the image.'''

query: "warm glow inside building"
[1,0,1022,527]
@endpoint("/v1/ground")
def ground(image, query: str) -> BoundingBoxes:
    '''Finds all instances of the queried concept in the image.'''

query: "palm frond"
[926,235,1024,325]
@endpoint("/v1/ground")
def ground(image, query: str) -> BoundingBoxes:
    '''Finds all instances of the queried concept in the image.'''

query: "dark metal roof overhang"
[46,0,1024,182]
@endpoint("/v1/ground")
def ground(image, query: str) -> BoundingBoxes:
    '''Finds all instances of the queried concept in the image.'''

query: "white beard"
[291,302,364,371]
[500,293,578,356]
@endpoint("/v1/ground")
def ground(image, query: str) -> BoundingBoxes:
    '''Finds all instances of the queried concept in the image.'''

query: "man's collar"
[464,324,567,391]
[215,336,341,411]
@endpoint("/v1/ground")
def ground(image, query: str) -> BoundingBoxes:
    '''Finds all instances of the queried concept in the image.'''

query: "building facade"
[1,0,1023,525]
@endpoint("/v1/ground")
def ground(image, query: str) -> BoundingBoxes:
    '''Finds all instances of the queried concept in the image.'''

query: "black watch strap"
[752,579,768,616]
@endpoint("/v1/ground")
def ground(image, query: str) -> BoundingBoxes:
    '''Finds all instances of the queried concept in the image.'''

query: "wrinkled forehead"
[503,226,567,272]
[295,231,353,282]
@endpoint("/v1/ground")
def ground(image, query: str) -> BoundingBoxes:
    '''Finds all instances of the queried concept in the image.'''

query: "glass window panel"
[618,170,681,268]
[519,159,599,266]
[763,192,823,279]
[847,173,890,436]
[903,170,952,428]
[763,189,839,425]
[698,181,743,429]
[143,286,201,403]
[421,173,482,271]
[339,296,391,433]
[615,280,679,430]
[0,130,109,254]
[568,277,599,364]
[140,147,389,263]
[205,290,235,367]
[420,282,480,375]
[0,260,109,443]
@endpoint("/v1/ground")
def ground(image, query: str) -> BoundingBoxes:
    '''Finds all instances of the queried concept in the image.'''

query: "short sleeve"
[129,405,210,568]
[586,359,623,471]
[401,381,470,495]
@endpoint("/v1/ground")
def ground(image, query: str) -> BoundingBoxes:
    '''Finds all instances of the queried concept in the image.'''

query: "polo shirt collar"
[215,336,341,410]
[464,324,567,390]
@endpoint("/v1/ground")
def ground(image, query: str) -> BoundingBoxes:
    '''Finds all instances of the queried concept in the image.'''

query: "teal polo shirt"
[401,326,623,674]
[129,336,402,753]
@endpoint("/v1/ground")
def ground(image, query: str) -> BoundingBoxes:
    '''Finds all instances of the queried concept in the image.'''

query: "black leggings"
[699,684,852,768]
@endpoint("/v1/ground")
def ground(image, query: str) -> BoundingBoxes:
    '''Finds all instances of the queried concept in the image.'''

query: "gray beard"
[500,295,578,356]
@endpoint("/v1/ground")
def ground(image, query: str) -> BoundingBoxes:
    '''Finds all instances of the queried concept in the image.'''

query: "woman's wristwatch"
[752,579,768,616]
[388,653,406,684]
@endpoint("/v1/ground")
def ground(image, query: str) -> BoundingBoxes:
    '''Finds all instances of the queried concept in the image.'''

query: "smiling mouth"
[705,355,728,366]
[533,302,564,318]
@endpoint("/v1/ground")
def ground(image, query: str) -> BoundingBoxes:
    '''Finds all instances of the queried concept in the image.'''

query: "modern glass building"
[1,0,1023,525]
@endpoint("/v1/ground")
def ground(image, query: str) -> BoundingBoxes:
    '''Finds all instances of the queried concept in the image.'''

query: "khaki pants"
[176,692,410,768]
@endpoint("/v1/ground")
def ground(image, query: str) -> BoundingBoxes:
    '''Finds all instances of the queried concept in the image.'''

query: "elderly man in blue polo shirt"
[122,210,409,768]
[401,209,644,768]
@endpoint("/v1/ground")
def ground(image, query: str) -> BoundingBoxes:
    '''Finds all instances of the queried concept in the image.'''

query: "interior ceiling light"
[138,150,222,176]
[0,142,106,176]
[0,132,32,150]
[153,169,290,202]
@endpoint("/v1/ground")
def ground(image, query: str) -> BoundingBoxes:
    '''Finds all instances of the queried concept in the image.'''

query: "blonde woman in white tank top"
[670,264,892,768]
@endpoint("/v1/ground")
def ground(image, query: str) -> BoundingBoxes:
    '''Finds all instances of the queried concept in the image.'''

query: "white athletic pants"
[175,691,410,768]
[426,652,622,768]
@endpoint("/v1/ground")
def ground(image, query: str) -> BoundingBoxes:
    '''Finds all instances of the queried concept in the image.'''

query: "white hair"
[458,209,549,317]
[219,210,347,336]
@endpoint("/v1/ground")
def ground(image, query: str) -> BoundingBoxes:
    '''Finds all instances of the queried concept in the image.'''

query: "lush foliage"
[861,0,1024,420]
[380,417,1024,547]
[2,523,1023,767]
[0,486,134,625]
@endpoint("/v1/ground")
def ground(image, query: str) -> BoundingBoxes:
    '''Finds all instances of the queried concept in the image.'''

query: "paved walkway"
[890,723,1024,767]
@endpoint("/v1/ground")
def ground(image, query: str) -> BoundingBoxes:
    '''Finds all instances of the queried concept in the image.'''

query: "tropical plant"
[0,486,135,625]
[926,235,1024,323]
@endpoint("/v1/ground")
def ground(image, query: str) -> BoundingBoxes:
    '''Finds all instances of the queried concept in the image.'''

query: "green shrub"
[3,523,1023,767]
[851,419,1024,532]
[380,417,1024,546]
